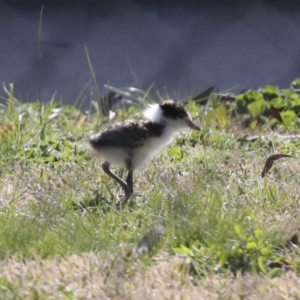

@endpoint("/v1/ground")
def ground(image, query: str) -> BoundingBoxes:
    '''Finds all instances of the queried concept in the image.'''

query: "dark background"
[1,0,300,109]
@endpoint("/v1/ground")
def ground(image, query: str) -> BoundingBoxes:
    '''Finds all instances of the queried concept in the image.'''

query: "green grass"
[0,86,300,299]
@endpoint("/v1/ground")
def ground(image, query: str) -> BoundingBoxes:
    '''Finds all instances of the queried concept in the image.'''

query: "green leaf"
[262,85,280,100]
[244,91,264,104]
[291,95,300,109]
[218,250,228,266]
[173,245,192,256]
[235,94,247,111]
[283,88,292,97]
[214,104,228,126]
[271,97,289,110]
[254,228,265,238]
[234,224,244,239]
[167,146,183,162]
[247,100,266,118]
[281,110,297,126]
[250,119,258,129]
[267,268,284,279]
[258,256,267,274]
[246,242,258,251]
[291,78,300,88]
[260,247,272,257]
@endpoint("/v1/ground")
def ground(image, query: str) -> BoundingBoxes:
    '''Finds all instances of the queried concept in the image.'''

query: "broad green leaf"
[283,88,292,97]
[281,110,297,126]
[247,100,266,118]
[167,146,183,161]
[262,85,280,100]
[254,228,265,238]
[291,95,300,109]
[214,104,228,126]
[234,224,244,239]
[246,241,258,250]
[271,97,289,110]
[260,247,272,257]
[291,78,300,88]
[244,90,264,104]
[235,94,246,111]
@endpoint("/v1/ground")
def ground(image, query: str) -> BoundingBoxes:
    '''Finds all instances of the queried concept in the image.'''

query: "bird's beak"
[186,119,200,131]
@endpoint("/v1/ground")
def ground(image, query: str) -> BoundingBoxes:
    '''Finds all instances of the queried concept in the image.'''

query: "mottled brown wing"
[89,120,164,149]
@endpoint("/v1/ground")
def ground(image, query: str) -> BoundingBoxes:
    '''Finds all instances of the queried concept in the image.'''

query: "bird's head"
[144,100,200,131]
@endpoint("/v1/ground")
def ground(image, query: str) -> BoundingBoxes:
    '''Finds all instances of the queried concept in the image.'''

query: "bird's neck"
[143,103,184,135]
[143,104,164,124]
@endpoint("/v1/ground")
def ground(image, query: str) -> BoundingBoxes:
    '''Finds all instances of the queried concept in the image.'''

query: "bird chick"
[88,100,200,207]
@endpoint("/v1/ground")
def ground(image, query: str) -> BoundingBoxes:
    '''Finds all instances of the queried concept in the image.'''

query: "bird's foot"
[116,191,135,210]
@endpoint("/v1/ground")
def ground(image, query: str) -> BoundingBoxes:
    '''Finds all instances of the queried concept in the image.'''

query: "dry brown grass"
[0,252,300,299]
[1,138,299,300]
[1,101,300,299]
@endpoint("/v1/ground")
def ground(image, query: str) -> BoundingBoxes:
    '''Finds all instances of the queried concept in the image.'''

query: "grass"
[0,87,300,299]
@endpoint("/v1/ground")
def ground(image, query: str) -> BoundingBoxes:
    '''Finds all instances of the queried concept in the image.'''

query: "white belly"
[93,127,177,170]
[132,134,174,170]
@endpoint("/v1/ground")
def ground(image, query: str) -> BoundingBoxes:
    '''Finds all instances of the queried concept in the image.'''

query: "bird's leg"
[126,170,134,195]
[116,170,134,210]
[102,161,130,201]
[124,158,134,200]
